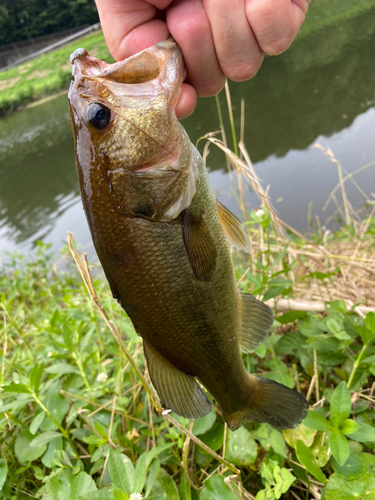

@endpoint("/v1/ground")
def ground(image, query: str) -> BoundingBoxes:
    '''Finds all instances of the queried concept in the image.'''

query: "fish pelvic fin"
[223,376,309,431]
[143,340,212,419]
[216,199,251,253]
[239,293,273,353]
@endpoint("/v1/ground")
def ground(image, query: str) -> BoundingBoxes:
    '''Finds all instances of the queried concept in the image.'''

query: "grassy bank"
[2,0,375,117]
[1,135,375,498]
[0,30,112,117]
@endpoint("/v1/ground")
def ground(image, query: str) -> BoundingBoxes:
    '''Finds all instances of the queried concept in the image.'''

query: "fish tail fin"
[224,376,309,431]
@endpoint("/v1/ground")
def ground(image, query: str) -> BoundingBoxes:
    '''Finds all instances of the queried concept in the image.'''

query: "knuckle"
[173,15,209,42]
[197,77,226,97]
[263,37,292,56]
[221,59,263,82]
[246,1,297,55]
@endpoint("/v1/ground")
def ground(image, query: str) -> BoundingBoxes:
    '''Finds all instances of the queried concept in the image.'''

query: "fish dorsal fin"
[183,210,217,281]
[143,340,212,419]
[239,293,273,353]
[216,200,251,253]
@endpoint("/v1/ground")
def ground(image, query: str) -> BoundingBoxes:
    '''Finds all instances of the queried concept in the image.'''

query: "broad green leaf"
[30,431,62,448]
[45,363,80,375]
[302,410,333,431]
[82,435,105,446]
[69,471,97,500]
[326,300,347,313]
[29,412,45,435]
[364,311,375,334]
[324,472,375,500]
[327,319,350,340]
[62,327,75,352]
[179,473,192,500]
[283,423,317,449]
[49,472,63,500]
[351,400,368,414]
[145,458,160,498]
[310,432,330,467]
[329,430,350,466]
[93,420,108,438]
[149,468,179,500]
[112,484,129,500]
[41,436,63,468]
[201,475,239,500]
[252,423,287,457]
[332,330,351,341]
[273,466,296,499]
[81,489,113,500]
[108,451,134,495]
[199,423,224,452]
[255,488,275,500]
[225,427,258,466]
[133,442,173,494]
[40,386,69,431]
[331,454,366,480]
[361,354,375,365]
[354,326,373,345]
[295,440,327,483]
[330,382,351,424]
[192,410,216,436]
[360,452,375,472]
[29,363,44,395]
[263,286,287,302]
[276,311,306,324]
[14,430,47,463]
[348,422,375,442]
[2,383,31,394]
[261,360,294,388]
[340,419,361,435]
[0,463,7,492]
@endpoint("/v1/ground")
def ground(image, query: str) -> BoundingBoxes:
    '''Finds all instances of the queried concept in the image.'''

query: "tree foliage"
[0,0,99,46]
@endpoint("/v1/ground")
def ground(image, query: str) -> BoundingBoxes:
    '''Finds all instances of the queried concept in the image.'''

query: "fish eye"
[86,102,111,129]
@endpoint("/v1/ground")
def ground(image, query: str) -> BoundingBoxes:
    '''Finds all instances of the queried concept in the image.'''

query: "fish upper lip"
[69,40,180,82]
[70,49,112,79]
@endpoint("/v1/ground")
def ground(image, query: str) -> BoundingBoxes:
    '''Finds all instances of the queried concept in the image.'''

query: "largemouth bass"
[68,41,308,430]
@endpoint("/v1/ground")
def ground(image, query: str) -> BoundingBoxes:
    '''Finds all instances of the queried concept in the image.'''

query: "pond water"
[1,8,375,260]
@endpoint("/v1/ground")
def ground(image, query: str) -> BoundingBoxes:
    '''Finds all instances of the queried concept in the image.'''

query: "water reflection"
[1,7,375,257]
[0,97,78,252]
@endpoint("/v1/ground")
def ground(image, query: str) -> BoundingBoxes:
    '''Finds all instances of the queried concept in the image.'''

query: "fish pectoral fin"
[216,199,251,253]
[182,210,217,281]
[143,340,212,419]
[239,293,273,353]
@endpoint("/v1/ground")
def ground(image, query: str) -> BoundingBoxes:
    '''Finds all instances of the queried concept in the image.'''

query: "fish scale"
[68,41,309,430]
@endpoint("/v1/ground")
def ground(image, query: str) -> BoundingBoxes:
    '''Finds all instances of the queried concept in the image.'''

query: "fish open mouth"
[70,41,180,85]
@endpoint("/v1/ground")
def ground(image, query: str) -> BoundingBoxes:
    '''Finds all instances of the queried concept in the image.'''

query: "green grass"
[1,0,375,117]
[1,211,374,499]
[0,30,113,117]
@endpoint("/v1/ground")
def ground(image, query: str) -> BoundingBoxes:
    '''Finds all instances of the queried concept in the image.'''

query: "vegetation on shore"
[0,30,112,117]
[2,0,375,117]
[1,106,375,498]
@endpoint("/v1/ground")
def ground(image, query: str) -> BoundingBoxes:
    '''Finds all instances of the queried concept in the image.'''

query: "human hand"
[95,0,310,119]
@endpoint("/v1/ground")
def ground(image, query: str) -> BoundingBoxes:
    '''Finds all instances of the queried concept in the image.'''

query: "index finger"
[95,0,170,60]
[95,0,197,118]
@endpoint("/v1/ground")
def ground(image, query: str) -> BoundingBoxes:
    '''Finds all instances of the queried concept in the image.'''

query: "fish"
[68,41,308,430]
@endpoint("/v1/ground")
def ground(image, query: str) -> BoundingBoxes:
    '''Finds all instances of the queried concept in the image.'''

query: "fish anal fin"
[183,210,217,281]
[216,200,251,253]
[239,293,273,353]
[144,340,212,419]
